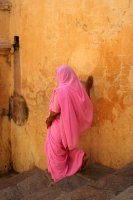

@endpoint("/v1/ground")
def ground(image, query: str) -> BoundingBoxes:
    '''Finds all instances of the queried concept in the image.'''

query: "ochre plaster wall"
[10,0,133,172]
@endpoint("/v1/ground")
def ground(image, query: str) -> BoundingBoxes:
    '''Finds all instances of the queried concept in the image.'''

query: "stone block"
[111,186,133,200]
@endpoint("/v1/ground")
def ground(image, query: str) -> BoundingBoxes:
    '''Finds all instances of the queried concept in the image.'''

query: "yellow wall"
[9,0,133,172]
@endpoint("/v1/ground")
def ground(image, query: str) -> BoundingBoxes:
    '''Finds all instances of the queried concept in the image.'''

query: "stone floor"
[0,162,133,200]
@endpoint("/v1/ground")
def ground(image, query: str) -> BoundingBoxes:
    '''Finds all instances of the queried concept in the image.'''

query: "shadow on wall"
[9,92,29,126]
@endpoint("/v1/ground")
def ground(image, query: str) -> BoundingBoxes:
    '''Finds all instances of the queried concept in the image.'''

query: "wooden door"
[0,46,11,175]
[0,0,12,175]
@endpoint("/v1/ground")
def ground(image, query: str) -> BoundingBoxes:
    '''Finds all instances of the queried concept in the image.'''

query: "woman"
[45,65,93,182]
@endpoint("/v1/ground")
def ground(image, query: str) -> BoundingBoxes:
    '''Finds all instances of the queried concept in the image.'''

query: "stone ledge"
[0,1,11,11]
[111,186,133,200]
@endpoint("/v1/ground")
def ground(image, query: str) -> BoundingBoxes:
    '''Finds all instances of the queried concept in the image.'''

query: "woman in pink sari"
[45,65,93,182]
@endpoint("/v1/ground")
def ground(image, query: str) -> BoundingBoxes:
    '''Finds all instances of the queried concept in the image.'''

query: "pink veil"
[50,65,93,150]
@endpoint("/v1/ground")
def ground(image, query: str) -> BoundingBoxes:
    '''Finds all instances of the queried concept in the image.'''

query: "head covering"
[56,64,85,96]
[50,64,93,150]
[56,65,78,86]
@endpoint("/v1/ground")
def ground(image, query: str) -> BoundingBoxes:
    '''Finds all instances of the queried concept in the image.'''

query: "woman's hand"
[85,75,93,97]
[46,111,60,128]
[86,75,93,89]
[46,117,53,128]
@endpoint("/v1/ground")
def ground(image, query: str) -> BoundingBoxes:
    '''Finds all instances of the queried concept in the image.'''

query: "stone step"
[56,185,133,200]
[53,162,133,200]
[28,180,133,200]
[114,161,133,178]
[21,187,63,200]
[0,169,51,200]
[110,186,133,200]
[0,162,132,200]
[0,163,114,191]
[92,174,133,198]
[55,184,115,200]
[0,168,48,190]
[55,173,93,192]
[80,163,115,181]
[0,170,91,200]
[0,1,11,11]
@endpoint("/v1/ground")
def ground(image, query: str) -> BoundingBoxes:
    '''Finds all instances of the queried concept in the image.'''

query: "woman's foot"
[79,154,89,173]
[48,181,55,187]
[45,170,55,187]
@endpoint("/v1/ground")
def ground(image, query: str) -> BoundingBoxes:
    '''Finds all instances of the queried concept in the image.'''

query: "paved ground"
[111,186,133,200]
[0,162,133,200]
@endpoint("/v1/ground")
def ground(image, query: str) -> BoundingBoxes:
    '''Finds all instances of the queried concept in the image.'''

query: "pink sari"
[45,65,93,182]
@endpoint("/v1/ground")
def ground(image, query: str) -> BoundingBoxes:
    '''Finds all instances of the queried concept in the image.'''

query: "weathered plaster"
[9,0,133,171]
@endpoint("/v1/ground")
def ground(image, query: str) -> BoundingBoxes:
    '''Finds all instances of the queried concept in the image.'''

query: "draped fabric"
[45,65,93,182]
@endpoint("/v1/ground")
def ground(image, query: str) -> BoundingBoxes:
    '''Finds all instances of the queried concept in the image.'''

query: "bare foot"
[48,181,55,187]
[79,154,89,173]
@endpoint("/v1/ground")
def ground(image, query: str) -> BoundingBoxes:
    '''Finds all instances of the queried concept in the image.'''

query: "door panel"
[0,51,11,175]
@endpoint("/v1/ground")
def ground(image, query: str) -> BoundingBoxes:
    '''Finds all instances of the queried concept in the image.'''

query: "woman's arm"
[46,111,60,128]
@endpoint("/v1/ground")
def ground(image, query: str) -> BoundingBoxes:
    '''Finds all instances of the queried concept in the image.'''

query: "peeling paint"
[7,0,133,171]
